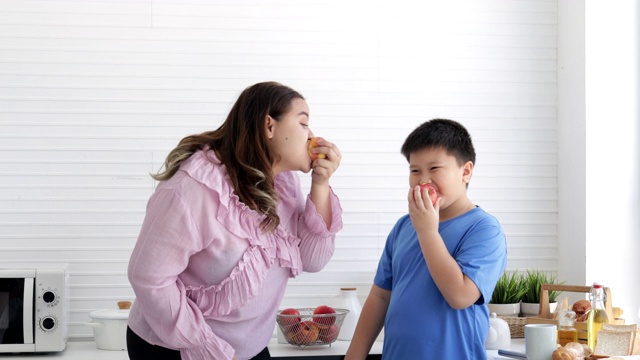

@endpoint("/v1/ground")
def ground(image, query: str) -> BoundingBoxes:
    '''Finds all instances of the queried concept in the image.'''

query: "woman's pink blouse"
[127,150,343,360]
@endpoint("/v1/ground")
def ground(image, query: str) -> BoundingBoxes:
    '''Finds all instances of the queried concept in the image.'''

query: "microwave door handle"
[23,278,34,344]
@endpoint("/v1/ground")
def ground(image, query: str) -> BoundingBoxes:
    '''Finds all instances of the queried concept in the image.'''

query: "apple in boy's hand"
[418,183,438,206]
[308,137,326,160]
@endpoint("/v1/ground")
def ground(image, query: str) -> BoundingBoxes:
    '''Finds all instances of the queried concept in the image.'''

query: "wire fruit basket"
[276,307,349,347]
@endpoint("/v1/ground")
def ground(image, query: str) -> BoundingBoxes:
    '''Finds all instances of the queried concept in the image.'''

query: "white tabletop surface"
[488,338,526,359]
[0,338,524,359]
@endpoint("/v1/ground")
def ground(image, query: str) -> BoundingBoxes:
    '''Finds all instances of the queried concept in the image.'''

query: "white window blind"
[0,0,558,339]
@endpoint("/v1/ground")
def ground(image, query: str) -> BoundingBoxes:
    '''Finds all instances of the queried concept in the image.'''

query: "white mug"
[525,324,557,360]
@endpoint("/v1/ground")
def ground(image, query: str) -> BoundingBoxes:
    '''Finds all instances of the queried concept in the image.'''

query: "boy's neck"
[440,197,476,222]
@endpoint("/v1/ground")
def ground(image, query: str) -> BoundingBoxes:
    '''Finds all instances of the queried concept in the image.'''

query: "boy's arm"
[344,285,390,360]
[408,187,481,309]
[417,227,481,309]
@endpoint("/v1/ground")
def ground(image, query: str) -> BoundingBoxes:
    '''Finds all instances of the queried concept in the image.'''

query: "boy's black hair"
[401,118,476,166]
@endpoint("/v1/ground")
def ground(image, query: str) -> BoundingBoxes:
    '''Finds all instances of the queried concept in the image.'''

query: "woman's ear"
[265,115,275,139]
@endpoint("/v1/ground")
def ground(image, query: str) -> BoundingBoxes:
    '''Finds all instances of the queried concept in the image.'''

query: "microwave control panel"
[34,268,68,351]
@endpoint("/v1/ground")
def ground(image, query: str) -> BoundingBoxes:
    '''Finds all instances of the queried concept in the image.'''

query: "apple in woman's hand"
[418,183,438,206]
[308,137,326,160]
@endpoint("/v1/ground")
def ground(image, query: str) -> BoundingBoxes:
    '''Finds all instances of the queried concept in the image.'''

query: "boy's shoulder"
[446,206,503,230]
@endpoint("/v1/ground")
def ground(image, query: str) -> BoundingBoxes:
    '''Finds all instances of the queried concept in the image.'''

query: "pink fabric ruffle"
[180,150,304,317]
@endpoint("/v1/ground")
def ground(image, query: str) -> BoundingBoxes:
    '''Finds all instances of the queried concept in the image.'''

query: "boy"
[345,119,507,359]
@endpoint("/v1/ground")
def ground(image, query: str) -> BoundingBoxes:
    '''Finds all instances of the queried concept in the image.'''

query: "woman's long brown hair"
[152,81,304,232]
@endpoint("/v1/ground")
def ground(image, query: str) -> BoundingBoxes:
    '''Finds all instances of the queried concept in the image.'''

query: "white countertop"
[0,338,524,359]
[268,338,383,357]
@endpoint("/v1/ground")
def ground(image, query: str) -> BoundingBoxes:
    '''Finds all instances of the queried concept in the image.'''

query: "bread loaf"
[601,324,640,355]
[593,330,635,357]
[572,300,591,322]
[612,306,624,318]
[552,347,579,360]
[552,342,590,360]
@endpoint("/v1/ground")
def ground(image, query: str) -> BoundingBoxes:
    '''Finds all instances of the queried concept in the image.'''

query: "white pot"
[521,302,557,317]
[86,308,129,351]
[487,303,521,317]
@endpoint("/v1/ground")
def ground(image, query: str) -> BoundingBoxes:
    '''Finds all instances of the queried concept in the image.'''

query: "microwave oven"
[0,267,68,353]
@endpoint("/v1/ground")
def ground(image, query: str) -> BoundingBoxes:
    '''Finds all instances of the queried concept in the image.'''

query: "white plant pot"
[488,303,521,317]
[521,302,557,317]
[86,308,129,351]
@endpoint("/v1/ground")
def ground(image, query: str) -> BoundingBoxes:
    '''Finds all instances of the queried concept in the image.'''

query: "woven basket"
[499,316,527,338]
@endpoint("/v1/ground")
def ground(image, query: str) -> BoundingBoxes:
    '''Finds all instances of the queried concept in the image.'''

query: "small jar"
[557,309,578,346]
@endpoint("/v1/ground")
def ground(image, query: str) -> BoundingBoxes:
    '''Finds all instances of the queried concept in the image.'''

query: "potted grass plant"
[519,269,564,317]
[488,271,528,316]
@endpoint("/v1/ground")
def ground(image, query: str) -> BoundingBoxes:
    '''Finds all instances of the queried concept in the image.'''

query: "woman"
[126,81,343,360]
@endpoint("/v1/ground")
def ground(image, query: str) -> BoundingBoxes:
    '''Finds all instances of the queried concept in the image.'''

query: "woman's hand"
[310,137,341,186]
[309,138,341,228]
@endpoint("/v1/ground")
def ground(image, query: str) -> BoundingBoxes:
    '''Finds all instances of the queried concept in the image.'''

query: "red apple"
[317,324,339,343]
[286,321,319,345]
[312,305,337,326]
[278,308,301,328]
[418,183,437,206]
[308,137,326,160]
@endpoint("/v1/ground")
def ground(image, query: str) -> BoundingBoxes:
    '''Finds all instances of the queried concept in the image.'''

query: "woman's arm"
[297,187,343,272]
[128,189,236,360]
[309,137,341,229]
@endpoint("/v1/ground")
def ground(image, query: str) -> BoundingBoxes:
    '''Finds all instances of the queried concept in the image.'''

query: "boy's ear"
[462,161,474,184]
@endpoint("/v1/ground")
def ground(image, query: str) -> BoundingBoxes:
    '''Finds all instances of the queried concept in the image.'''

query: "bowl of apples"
[276,306,349,347]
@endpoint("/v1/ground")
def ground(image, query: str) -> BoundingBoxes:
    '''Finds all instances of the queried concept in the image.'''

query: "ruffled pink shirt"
[127,149,342,360]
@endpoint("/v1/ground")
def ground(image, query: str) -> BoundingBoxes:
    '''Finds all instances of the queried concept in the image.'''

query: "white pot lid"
[89,309,129,320]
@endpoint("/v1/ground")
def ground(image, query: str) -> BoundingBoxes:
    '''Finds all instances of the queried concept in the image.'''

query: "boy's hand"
[408,185,440,235]
[418,183,438,206]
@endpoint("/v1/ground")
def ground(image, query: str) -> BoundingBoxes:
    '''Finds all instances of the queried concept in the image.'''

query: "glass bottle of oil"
[557,309,578,346]
[587,283,609,350]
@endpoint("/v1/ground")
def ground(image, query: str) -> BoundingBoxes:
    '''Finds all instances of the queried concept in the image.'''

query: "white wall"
[584,0,640,323]
[0,0,573,339]
[557,0,586,298]
[558,0,640,324]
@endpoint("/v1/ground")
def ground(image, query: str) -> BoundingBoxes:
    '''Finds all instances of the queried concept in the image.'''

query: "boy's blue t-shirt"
[374,206,507,359]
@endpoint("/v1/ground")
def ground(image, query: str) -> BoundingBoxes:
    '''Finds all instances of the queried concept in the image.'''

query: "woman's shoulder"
[177,149,226,188]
